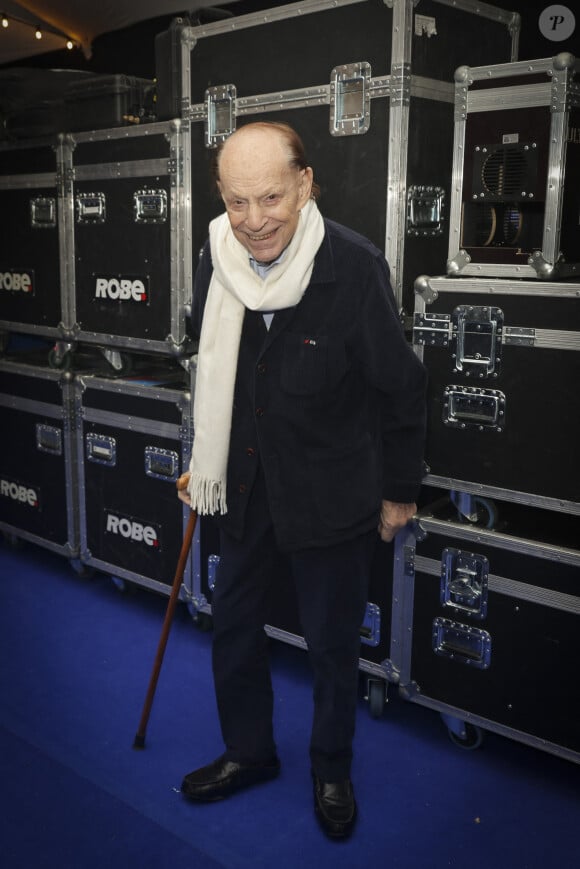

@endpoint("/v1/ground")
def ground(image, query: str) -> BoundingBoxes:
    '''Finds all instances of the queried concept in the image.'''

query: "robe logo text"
[95,276,148,302]
[1,478,39,507]
[105,512,159,547]
[0,271,33,292]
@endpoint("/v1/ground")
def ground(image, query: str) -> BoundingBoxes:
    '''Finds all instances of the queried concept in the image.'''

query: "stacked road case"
[0,120,197,591]
[393,500,580,762]
[61,120,195,364]
[0,355,78,560]
[413,275,580,512]
[0,138,68,345]
[405,52,580,759]
[0,121,195,370]
[0,350,196,594]
[74,369,194,594]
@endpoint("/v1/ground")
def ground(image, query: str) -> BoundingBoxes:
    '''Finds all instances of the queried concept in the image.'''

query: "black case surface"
[0,360,72,550]
[400,499,580,760]
[77,372,192,588]
[0,142,63,334]
[70,127,193,354]
[414,288,580,506]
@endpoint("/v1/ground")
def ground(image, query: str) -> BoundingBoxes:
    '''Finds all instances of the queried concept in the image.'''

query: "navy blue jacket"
[191,218,427,551]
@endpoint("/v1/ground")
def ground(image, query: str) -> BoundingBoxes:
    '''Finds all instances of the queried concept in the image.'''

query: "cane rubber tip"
[133,734,146,749]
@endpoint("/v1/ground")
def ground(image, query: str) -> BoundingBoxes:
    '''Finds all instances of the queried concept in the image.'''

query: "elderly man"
[178,121,426,839]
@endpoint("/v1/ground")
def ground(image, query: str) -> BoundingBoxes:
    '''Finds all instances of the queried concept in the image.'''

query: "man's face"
[217,130,313,263]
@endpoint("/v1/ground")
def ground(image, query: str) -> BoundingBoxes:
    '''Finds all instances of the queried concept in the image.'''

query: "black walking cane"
[133,476,197,749]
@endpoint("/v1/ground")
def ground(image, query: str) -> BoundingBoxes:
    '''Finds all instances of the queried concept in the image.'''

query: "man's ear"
[299,167,314,206]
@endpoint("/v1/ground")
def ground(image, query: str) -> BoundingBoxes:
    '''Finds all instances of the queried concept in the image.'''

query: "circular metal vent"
[466,204,523,247]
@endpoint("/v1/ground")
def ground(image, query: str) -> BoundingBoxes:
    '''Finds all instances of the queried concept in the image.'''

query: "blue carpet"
[1,538,579,868]
[1,727,223,869]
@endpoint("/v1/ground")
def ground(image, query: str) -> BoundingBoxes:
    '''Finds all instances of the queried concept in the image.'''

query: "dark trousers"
[211,469,374,782]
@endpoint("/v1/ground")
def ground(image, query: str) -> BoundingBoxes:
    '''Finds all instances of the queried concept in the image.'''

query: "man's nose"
[245,203,266,230]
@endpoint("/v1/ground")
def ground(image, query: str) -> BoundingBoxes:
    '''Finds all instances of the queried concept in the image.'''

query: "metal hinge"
[413,312,452,347]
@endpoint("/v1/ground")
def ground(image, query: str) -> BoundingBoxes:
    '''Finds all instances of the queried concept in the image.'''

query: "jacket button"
[238,484,247,493]
[257,363,266,374]
[255,407,264,417]
[246,447,256,457]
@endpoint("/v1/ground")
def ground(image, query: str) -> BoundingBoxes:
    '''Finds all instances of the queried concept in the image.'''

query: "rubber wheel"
[70,559,94,578]
[458,496,498,529]
[107,352,134,377]
[367,679,387,719]
[48,347,72,371]
[448,722,484,751]
[192,611,214,632]
[110,576,136,595]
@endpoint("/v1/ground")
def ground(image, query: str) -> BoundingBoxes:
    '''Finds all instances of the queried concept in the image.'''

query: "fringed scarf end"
[187,473,228,515]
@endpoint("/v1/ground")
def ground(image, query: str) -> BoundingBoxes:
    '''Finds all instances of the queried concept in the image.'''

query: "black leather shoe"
[181,754,280,802]
[312,773,357,839]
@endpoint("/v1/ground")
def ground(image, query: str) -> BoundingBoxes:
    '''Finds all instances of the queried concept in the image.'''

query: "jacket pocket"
[280,333,345,395]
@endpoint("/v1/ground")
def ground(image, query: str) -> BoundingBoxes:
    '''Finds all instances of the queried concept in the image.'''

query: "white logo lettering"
[0,271,33,292]
[95,277,147,302]
[105,513,158,546]
[0,479,38,506]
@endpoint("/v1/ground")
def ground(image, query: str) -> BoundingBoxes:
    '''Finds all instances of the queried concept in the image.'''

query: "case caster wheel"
[458,496,498,529]
[367,678,387,719]
[102,348,133,377]
[70,558,94,578]
[2,531,23,548]
[110,576,136,595]
[192,611,213,632]
[48,346,72,371]
[447,722,484,751]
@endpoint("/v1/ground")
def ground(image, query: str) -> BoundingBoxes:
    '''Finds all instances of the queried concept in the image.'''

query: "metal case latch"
[205,84,237,148]
[451,305,503,377]
[330,62,371,136]
[36,424,62,455]
[144,447,179,481]
[76,192,106,224]
[432,618,492,669]
[443,385,506,432]
[30,196,57,228]
[440,548,488,619]
[134,189,168,224]
[86,433,116,466]
[407,185,445,236]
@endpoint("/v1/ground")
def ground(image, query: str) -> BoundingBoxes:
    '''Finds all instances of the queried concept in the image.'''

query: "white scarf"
[187,198,325,514]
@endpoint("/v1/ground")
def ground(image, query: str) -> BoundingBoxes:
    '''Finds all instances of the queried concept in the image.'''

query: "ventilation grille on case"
[471,142,538,202]
[481,148,528,197]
